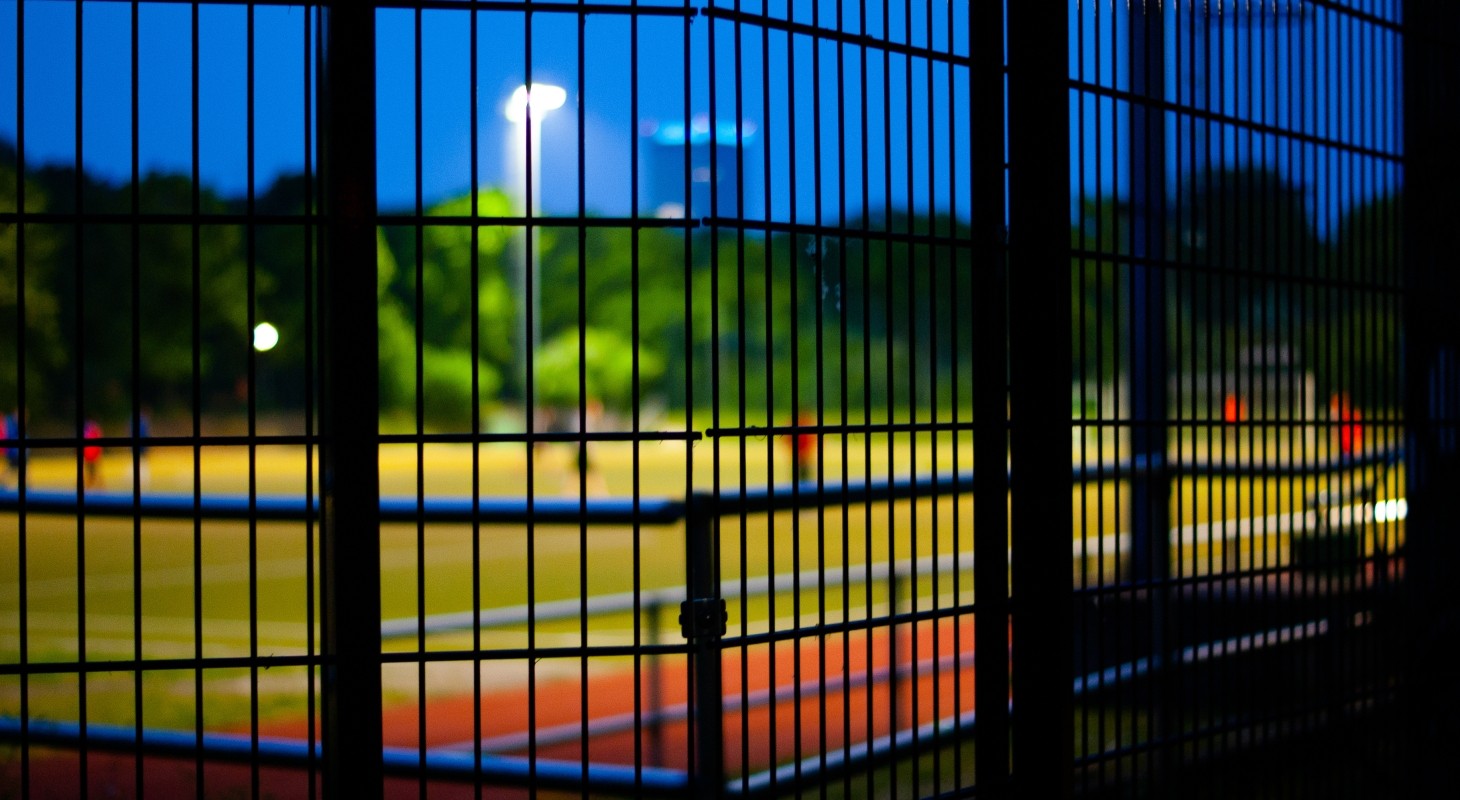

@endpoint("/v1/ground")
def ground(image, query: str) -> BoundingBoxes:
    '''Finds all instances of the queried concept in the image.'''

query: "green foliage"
[375,190,514,428]
[1,145,1403,428]
[0,146,62,408]
[377,230,418,414]
[2,145,251,419]
[420,345,501,430]
[1330,194,1402,406]
[1170,167,1317,371]
[533,326,662,410]
[1068,168,1404,410]
[532,226,693,409]
[416,191,515,364]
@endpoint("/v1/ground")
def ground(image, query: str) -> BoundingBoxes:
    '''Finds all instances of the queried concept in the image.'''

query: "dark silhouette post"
[1129,3,1171,595]
[1402,3,1460,793]
[1129,5,1178,788]
[320,4,383,798]
[682,496,725,797]
[1006,2,1074,796]
[971,1,1011,795]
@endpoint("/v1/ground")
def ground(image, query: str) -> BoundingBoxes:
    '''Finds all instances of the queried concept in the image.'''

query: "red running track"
[8,617,991,798]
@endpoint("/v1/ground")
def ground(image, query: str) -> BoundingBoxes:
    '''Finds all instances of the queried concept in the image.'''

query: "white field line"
[13,558,320,600]
[381,552,978,639]
[8,530,624,601]
[392,496,1407,639]
[3,611,308,648]
[1073,498,1406,560]
[2,619,566,659]
[4,499,1404,649]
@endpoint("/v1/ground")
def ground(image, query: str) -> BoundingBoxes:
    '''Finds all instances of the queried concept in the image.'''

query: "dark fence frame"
[3,2,1457,798]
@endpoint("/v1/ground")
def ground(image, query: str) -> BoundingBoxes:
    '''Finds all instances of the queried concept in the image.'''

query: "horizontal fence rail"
[0,448,1402,519]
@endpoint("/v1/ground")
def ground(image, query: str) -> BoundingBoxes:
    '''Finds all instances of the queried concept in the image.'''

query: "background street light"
[505,83,566,400]
[252,322,280,353]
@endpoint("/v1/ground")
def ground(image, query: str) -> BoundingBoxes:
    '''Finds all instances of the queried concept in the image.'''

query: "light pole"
[505,83,566,400]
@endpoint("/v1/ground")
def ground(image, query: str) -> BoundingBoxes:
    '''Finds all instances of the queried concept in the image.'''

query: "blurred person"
[83,418,104,488]
[130,408,152,487]
[786,409,818,483]
[2,409,25,490]
[533,405,557,462]
[1221,393,1249,424]
[1330,391,1363,456]
[566,398,607,496]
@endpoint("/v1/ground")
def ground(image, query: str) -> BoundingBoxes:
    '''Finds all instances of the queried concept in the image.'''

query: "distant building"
[642,114,756,219]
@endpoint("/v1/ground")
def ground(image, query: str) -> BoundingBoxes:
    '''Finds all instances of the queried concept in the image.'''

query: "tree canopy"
[1,145,1400,432]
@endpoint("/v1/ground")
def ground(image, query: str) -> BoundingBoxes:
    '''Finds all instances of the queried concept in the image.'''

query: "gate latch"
[679,598,727,641]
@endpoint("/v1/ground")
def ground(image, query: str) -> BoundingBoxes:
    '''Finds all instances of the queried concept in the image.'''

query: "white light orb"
[253,322,280,352]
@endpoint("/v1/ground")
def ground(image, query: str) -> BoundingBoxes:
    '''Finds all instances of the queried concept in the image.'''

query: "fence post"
[1128,5,1178,787]
[1402,5,1460,793]
[319,4,382,798]
[970,1,1011,795]
[1006,1,1074,797]
[1128,3,1171,596]
[888,563,903,733]
[647,595,664,767]
[682,495,725,797]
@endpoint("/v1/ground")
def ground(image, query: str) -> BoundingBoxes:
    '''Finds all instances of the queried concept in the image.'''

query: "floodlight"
[505,84,567,123]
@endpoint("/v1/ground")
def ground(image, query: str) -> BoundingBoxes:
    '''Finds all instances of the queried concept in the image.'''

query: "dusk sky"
[1,1,1396,231]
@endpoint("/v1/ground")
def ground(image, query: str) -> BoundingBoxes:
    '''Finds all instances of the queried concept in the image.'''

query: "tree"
[1331,193,1401,408]
[11,158,250,421]
[1171,166,1319,377]
[0,143,64,410]
[376,190,516,429]
[533,326,663,411]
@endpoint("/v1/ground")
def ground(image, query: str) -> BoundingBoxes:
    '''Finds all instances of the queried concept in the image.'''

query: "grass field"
[0,429,1405,736]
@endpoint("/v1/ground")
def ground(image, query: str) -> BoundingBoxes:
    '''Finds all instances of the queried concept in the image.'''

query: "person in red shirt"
[788,410,817,483]
[83,419,104,488]
[1330,392,1363,455]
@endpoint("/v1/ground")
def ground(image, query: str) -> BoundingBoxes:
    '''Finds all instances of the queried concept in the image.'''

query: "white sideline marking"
[1073,497,1406,560]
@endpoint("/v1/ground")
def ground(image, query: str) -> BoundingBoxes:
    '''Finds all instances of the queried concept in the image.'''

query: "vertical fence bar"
[971,0,1010,795]
[10,0,28,793]
[320,4,383,798]
[1005,1,1074,797]
[1128,1,1170,593]
[1402,4,1460,794]
[684,497,725,798]
[647,597,665,768]
[1127,5,1174,784]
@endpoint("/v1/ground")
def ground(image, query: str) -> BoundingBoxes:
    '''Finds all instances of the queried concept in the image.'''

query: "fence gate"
[3,2,1458,799]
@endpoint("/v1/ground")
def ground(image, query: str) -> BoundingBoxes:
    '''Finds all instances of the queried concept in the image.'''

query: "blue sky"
[1,1,1399,232]
[1,1,974,221]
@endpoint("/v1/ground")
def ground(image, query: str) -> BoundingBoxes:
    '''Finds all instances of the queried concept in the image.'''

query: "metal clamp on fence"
[679,598,727,641]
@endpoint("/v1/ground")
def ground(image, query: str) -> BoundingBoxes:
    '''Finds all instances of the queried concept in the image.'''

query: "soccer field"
[0,437,979,734]
[0,434,1404,731]
[0,435,972,646]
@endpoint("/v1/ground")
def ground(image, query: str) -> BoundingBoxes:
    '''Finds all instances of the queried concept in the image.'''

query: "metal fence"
[2,1,1458,798]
